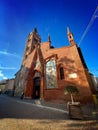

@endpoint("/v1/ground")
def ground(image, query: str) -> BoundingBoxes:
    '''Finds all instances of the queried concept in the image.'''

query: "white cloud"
[0,50,21,59]
[0,70,8,80]
[0,71,3,77]
[0,65,16,70]
[3,76,8,79]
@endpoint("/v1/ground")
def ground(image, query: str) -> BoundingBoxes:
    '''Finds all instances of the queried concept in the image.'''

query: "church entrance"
[33,77,40,99]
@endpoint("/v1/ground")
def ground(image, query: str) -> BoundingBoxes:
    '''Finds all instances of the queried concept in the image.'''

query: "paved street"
[0,94,98,130]
[0,94,67,119]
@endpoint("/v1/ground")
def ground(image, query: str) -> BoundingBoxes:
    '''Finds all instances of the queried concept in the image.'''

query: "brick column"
[40,76,44,99]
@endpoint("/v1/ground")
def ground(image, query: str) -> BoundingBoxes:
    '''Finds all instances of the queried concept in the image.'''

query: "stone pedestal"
[68,102,83,119]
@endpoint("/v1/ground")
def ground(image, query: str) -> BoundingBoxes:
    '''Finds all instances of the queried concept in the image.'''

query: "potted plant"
[64,84,83,119]
[64,84,79,104]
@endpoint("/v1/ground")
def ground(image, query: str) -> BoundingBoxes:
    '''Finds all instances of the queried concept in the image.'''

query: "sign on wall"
[69,73,77,78]
[46,60,57,88]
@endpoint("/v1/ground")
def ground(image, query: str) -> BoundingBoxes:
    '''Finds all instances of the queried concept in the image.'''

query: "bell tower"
[22,28,41,66]
[26,28,41,52]
[67,27,75,46]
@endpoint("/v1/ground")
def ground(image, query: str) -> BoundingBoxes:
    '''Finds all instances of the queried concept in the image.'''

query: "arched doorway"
[33,77,40,99]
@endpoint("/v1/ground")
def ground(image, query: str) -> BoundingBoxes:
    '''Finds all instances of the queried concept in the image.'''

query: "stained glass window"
[46,60,57,88]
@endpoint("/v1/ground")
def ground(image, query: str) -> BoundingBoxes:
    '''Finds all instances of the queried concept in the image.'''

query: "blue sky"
[0,0,98,80]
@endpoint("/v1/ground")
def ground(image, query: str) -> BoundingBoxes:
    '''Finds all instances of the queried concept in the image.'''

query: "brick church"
[14,28,95,103]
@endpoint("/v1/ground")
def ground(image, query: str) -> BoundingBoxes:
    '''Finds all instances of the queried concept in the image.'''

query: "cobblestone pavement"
[0,94,98,130]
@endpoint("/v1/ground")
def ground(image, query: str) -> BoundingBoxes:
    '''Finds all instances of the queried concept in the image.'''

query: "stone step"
[34,99,41,105]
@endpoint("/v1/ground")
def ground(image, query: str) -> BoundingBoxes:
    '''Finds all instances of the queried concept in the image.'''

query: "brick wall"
[41,43,93,103]
[14,30,94,103]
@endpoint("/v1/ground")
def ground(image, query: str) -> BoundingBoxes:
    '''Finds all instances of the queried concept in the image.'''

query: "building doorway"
[33,77,40,99]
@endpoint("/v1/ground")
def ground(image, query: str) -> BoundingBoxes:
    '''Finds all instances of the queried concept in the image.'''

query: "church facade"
[14,28,95,103]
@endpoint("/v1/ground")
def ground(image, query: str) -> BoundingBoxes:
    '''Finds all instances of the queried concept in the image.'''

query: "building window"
[28,38,31,42]
[26,46,29,52]
[34,38,38,44]
[60,67,64,79]
[46,59,57,88]
[25,54,28,59]
[70,35,72,39]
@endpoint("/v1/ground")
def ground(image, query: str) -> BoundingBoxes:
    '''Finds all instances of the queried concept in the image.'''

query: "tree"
[64,85,79,104]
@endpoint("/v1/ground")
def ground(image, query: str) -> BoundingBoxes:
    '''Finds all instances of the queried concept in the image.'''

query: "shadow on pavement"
[0,95,68,120]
